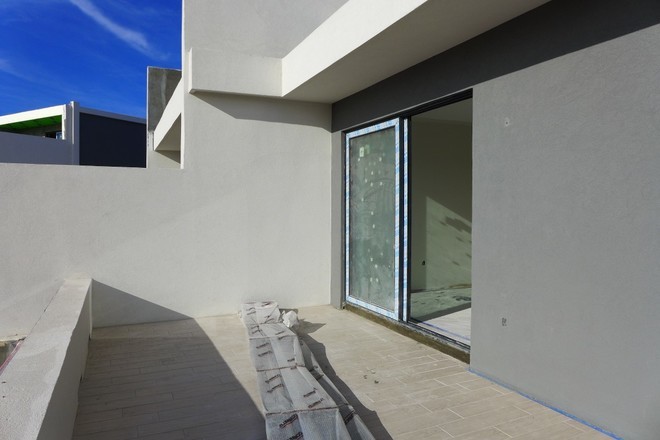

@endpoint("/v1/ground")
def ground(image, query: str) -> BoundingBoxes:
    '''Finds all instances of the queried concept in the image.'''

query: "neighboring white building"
[0,102,146,167]
[0,1,658,439]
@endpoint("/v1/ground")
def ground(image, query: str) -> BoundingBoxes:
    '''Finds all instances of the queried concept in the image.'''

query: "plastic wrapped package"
[282,310,299,329]
[257,366,336,414]
[247,323,296,340]
[265,408,351,440]
[241,301,281,327]
[249,334,305,372]
[241,303,375,440]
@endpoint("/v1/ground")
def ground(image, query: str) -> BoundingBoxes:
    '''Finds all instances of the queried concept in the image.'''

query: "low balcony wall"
[0,277,92,440]
[0,131,73,165]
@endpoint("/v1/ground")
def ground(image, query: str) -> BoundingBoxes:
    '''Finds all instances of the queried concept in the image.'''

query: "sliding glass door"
[344,92,472,347]
[345,119,402,319]
[408,98,473,346]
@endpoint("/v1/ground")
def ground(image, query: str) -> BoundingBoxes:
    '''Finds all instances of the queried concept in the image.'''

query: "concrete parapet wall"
[0,277,92,440]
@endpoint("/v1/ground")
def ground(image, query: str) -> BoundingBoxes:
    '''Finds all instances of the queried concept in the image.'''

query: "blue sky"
[0,0,181,118]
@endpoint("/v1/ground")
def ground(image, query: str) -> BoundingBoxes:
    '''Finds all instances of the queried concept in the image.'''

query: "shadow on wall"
[92,281,190,328]
[73,316,265,439]
[195,92,331,130]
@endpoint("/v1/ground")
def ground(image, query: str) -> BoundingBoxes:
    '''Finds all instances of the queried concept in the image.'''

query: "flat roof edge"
[79,107,145,124]
[0,105,65,126]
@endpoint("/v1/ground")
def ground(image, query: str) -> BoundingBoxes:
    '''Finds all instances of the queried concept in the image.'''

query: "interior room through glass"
[409,98,473,345]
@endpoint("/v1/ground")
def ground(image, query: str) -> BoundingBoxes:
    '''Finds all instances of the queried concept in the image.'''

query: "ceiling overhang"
[189,0,551,103]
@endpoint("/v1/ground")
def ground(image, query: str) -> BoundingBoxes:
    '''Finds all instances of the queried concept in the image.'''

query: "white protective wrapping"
[241,302,375,440]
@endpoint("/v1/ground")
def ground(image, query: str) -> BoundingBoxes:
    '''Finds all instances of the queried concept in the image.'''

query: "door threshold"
[344,303,470,364]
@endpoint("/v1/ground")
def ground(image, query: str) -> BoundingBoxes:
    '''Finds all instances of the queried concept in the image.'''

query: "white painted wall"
[183,0,348,59]
[282,0,426,95]
[153,79,182,151]
[471,24,660,440]
[284,0,550,102]
[0,95,331,333]
[183,0,348,97]
[183,0,549,103]
[0,1,337,336]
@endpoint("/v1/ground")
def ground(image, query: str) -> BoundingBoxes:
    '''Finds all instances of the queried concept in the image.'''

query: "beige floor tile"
[73,408,122,425]
[454,427,511,440]
[397,426,453,440]
[564,419,591,432]
[512,397,560,414]
[378,403,432,421]
[72,426,138,440]
[74,306,611,440]
[74,413,158,436]
[427,386,506,411]
[571,430,615,440]
[440,405,529,437]
[511,421,584,439]
[136,430,185,440]
[407,384,466,403]
[455,377,498,391]
[452,396,515,417]
[496,411,568,437]
[436,371,477,385]
[78,392,172,415]
[382,409,461,436]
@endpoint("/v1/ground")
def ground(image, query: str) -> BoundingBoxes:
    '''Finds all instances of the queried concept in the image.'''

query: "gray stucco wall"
[470,23,660,439]
[331,1,660,438]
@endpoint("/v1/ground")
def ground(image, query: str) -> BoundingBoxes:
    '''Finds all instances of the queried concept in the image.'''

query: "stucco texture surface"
[470,24,660,440]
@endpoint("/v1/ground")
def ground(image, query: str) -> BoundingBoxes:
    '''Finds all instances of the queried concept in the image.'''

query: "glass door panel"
[408,98,473,346]
[345,119,400,318]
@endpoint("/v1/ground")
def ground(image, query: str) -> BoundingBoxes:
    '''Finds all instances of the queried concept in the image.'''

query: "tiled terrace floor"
[73,305,610,440]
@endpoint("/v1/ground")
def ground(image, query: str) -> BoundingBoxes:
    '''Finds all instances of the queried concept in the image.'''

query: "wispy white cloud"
[0,57,30,81]
[69,0,162,59]
[0,58,13,74]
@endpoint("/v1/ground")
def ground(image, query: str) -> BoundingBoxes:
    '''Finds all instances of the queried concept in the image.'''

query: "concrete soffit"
[187,0,550,103]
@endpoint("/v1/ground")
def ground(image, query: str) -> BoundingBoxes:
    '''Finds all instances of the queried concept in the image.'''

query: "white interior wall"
[471,24,660,440]
[410,119,472,291]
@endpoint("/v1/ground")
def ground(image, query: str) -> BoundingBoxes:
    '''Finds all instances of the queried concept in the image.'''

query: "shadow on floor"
[91,280,191,328]
[74,317,265,440]
[299,321,394,440]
